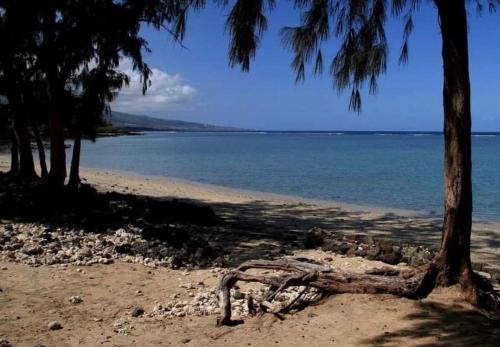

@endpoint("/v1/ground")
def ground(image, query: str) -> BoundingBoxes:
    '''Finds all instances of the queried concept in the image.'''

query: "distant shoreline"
[113,129,500,135]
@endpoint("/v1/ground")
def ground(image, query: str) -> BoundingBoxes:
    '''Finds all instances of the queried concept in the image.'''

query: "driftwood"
[216,258,439,326]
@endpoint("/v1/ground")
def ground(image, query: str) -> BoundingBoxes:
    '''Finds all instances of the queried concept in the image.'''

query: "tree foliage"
[220,0,500,111]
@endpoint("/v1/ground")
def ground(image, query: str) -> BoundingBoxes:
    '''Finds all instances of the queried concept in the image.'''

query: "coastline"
[1,154,497,270]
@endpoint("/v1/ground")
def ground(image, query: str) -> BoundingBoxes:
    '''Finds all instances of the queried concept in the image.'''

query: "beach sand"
[0,155,499,346]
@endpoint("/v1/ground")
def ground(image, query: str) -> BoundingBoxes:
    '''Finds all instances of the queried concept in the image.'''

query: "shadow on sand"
[362,300,500,346]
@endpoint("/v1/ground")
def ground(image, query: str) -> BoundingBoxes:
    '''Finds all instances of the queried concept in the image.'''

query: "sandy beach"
[1,154,497,271]
[1,155,499,346]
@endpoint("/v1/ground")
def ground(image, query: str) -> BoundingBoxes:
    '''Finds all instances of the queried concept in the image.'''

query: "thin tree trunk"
[9,125,19,175]
[43,5,66,188]
[48,111,66,187]
[68,129,81,190]
[14,116,37,181]
[32,122,48,178]
[434,0,476,300]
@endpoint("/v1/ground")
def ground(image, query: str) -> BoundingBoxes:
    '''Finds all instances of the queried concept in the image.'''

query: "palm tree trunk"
[9,126,19,176]
[68,129,81,190]
[434,0,476,300]
[32,122,48,178]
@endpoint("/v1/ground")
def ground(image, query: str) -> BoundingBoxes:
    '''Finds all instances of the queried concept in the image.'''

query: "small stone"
[131,307,145,317]
[69,296,82,304]
[181,338,191,344]
[135,290,143,296]
[232,291,245,300]
[48,321,63,330]
[0,337,12,347]
[1,267,7,271]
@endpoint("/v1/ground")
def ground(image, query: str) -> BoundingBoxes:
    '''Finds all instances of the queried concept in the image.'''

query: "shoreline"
[1,154,499,268]
[0,152,498,224]
[81,165,434,219]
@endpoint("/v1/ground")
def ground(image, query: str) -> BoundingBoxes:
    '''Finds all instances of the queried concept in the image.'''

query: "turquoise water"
[78,132,500,221]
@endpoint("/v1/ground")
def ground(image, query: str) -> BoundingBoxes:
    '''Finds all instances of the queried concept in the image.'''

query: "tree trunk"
[48,112,67,187]
[32,123,48,179]
[9,126,19,175]
[68,129,81,190]
[43,5,66,188]
[14,116,37,181]
[434,0,475,300]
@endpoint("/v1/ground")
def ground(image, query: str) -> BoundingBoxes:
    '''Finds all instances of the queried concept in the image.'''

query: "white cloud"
[111,61,197,115]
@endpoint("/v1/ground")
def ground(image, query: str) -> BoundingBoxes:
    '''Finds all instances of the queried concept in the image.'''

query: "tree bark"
[47,111,67,187]
[13,115,37,181]
[68,129,81,190]
[216,259,436,326]
[9,124,19,176]
[434,0,475,300]
[9,125,19,175]
[43,5,66,188]
[32,122,48,178]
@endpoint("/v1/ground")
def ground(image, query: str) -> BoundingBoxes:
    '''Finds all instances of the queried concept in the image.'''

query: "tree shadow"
[0,173,498,277]
[362,301,500,346]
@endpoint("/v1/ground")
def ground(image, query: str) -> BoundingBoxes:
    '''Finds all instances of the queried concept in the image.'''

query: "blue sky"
[112,2,500,131]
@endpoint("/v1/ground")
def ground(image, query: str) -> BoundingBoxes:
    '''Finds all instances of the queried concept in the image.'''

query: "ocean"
[78,131,500,221]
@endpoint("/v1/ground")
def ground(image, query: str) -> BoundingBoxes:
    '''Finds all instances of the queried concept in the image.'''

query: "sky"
[111,2,500,131]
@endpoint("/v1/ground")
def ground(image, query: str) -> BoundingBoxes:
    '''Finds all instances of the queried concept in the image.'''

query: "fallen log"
[216,258,439,326]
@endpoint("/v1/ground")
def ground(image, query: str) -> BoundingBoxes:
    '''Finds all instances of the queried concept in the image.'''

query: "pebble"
[69,296,82,304]
[48,321,63,330]
[233,290,245,300]
[131,307,145,317]
[0,338,12,347]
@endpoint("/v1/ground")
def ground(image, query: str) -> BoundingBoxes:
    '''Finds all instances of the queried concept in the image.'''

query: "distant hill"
[106,111,244,132]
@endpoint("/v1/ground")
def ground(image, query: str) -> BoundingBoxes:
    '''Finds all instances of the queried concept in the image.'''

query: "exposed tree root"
[216,257,499,326]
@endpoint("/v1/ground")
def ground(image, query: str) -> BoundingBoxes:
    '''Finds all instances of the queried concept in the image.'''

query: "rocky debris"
[69,296,82,304]
[305,228,435,266]
[47,321,63,330]
[113,318,133,335]
[180,338,191,344]
[131,307,145,317]
[0,337,12,347]
[0,223,224,269]
[149,280,317,320]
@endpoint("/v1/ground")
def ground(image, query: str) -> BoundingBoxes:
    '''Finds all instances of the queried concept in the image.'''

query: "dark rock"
[303,228,325,248]
[114,243,133,255]
[377,252,402,265]
[131,307,145,317]
[48,321,63,330]
[23,246,44,255]
[0,338,12,347]
[181,338,191,344]
[141,225,189,248]
[233,290,245,300]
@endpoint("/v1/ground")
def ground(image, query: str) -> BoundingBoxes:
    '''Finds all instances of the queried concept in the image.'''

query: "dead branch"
[216,258,436,326]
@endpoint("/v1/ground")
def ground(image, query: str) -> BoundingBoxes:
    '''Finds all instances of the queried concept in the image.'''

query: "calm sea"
[78,131,500,221]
